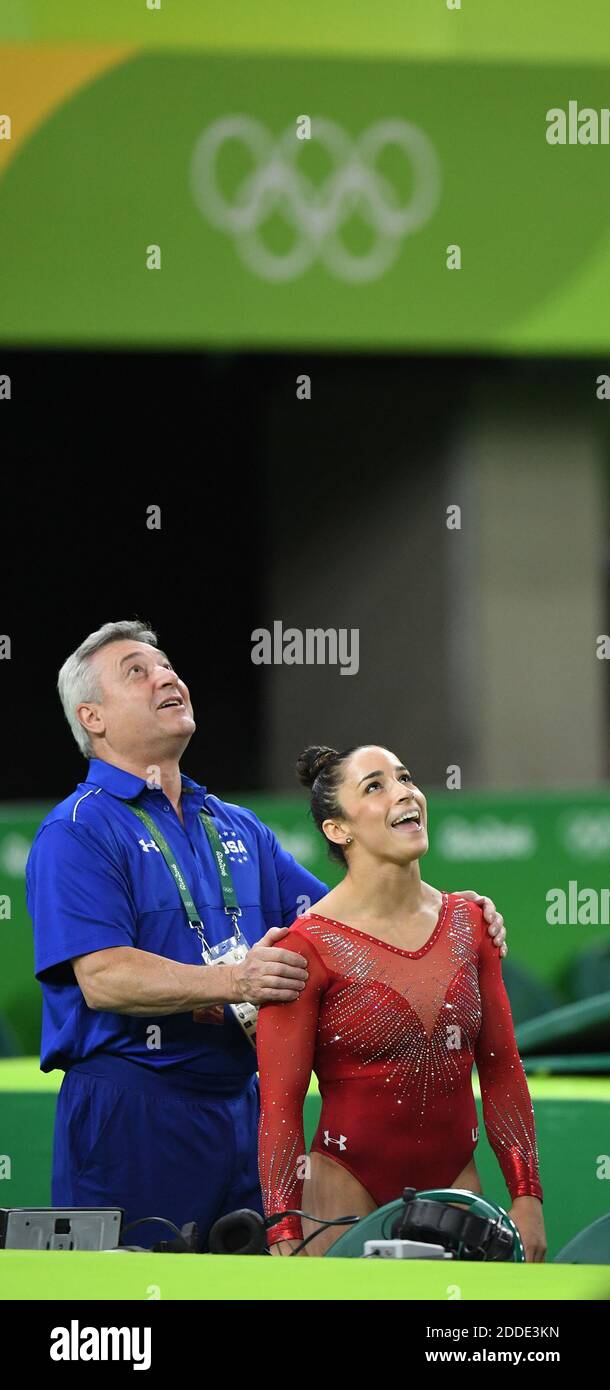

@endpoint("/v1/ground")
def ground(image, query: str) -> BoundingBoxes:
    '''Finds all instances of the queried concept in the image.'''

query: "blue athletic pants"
[51,1055,264,1251]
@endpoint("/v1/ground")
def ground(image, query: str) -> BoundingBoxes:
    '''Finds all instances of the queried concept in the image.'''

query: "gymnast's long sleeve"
[474,925,543,1201]
[257,932,328,1246]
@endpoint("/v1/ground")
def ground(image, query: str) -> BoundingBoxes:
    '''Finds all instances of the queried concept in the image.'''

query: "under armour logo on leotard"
[324,1131,347,1151]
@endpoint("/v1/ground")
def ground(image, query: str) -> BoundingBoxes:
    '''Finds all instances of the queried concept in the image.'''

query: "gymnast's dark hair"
[296,744,361,865]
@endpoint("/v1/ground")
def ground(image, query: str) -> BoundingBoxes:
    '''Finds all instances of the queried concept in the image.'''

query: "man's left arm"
[457,890,507,957]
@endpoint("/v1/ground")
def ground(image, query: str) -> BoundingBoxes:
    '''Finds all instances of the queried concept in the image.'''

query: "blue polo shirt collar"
[85,758,210,810]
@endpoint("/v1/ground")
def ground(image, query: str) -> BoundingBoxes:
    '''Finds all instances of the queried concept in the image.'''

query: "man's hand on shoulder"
[232,927,309,1005]
[457,891,507,958]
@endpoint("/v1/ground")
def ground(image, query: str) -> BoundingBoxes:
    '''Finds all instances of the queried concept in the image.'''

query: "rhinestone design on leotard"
[257,894,542,1245]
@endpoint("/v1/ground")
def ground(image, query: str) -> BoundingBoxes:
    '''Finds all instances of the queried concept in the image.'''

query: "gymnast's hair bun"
[295,745,338,789]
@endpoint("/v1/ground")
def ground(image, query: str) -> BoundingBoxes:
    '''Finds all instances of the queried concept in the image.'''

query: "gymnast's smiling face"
[323,745,429,866]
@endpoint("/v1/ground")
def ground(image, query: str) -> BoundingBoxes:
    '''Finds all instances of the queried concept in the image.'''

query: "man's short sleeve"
[258,819,328,926]
[27,820,137,982]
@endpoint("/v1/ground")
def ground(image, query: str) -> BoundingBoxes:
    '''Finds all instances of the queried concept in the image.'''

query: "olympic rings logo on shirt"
[189,115,442,282]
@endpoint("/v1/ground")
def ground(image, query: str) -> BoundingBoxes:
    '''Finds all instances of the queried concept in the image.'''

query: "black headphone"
[208,1207,359,1255]
[391,1188,516,1261]
[208,1209,269,1255]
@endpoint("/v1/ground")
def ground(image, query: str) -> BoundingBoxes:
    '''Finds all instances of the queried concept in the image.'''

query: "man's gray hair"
[57,620,158,758]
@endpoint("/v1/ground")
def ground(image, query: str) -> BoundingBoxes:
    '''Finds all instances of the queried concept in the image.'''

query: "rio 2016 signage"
[0,51,609,351]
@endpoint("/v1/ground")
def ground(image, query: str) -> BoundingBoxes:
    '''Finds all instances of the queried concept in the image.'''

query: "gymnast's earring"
[345,836,353,845]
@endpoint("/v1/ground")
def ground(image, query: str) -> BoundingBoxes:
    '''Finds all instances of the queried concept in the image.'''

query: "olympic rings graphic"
[189,116,442,282]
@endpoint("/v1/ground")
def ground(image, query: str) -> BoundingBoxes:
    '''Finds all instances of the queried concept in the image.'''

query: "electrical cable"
[289,1215,360,1255]
[121,1216,184,1240]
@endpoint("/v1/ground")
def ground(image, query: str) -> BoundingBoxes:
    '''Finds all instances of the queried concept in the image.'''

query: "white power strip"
[364,1239,453,1260]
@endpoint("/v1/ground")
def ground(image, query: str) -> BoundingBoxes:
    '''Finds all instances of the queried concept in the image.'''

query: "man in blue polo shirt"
[26,620,507,1252]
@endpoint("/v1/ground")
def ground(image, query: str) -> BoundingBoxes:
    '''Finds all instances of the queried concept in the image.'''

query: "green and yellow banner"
[1,2,609,351]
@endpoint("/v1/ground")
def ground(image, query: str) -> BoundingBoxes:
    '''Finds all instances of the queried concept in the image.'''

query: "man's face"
[78,639,196,762]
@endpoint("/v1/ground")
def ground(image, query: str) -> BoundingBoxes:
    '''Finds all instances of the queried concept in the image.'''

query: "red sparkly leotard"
[257,894,542,1246]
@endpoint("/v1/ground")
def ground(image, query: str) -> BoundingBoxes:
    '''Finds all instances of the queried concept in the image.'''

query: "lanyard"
[126,801,241,957]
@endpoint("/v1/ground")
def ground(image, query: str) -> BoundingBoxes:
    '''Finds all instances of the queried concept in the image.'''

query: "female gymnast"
[256,744,546,1259]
